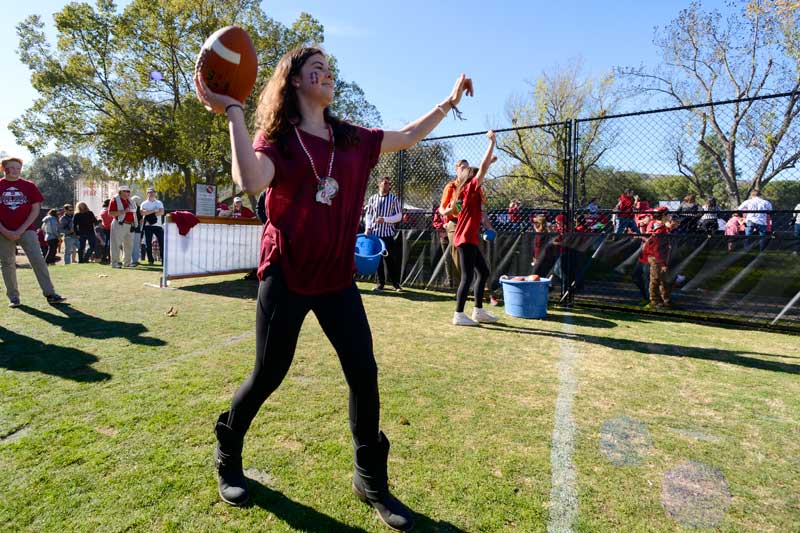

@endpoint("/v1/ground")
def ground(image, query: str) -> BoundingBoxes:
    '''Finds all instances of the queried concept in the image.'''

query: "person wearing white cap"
[227,196,255,219]
[107,185,137,268]
[140,187,165,264]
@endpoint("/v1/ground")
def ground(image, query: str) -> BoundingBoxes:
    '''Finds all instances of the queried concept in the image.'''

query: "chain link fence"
[362,92,800,330]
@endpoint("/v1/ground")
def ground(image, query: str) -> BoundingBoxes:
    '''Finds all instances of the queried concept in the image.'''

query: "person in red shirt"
[438,160,467,279]
[508,199,522,230]
[615,189,637,234]
[642,207,672,308]
[441,130,498,326]
[0,156,66,307]
[196,45,474,529]
[98,199,113,264]
[230,197,255,218]
[107,185,137,268]
[633,194,650,233]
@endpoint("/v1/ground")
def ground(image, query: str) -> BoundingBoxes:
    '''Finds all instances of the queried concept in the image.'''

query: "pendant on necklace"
[316,177,339,206]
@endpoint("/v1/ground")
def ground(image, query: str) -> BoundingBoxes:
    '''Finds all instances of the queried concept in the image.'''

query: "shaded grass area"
[1,264,798,531]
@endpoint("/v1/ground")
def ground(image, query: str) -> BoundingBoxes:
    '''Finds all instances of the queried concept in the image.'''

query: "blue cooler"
[354,234,387,275]
[500,278,551,319]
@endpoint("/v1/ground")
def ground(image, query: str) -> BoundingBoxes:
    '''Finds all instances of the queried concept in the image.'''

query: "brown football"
[195,26,258,103]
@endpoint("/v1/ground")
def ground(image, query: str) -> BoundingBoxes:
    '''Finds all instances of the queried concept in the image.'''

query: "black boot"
[214,412,250,506]
[352,431,415,531]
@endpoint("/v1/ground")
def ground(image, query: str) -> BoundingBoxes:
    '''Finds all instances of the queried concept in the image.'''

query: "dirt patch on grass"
[662,461,731,528]
[599,416,652,466]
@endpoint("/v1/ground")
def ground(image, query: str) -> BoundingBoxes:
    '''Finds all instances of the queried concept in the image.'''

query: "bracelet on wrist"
[225,104,244,114]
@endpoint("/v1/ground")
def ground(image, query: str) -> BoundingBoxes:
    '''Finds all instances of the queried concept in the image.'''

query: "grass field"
[1,263,799,532]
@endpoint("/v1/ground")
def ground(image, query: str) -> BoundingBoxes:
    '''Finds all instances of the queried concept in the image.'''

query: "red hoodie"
[643,222,669,264]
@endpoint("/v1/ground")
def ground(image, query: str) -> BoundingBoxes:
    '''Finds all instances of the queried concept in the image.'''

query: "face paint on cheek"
[309,71,319,85]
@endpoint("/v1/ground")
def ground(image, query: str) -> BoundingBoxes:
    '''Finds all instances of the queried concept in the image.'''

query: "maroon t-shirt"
[454,179,483,247]
[0,178,45,231]
[253,125,384,295]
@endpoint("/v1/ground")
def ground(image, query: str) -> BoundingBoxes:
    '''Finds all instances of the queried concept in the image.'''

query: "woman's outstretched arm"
[475,130,497,187]
[380,74,474,154]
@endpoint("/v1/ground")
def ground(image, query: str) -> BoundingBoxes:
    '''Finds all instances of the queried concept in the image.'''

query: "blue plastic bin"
[500,278,551,319]
[354,234,387,275]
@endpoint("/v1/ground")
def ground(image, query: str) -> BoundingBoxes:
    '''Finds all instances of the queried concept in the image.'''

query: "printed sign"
[196,184,216,216]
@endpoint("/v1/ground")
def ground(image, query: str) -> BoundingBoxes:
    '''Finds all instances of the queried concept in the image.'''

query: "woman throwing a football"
[195,46,473,531]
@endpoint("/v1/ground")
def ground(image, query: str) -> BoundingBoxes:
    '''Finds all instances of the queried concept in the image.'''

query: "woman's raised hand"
[487,129,496,142]
[449,74,474,107]
[194,73,241,114]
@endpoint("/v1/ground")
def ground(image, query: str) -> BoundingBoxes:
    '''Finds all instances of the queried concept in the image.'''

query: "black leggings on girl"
[456,243,489,312]
[227,266,380,448]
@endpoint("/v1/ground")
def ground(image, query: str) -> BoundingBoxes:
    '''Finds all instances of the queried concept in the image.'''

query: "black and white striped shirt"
[364,192,402,237]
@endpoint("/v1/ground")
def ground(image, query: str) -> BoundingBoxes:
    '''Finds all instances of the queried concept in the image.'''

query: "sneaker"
[8,297,20,308]
[490,295,499,306]
[452,312,479,326]
[392,285,403,292]
[46,294,67,304]
[472,307,499,323]
[372,285,385,293]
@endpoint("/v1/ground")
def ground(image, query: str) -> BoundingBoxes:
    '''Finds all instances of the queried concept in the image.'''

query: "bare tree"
[620,0,800,205]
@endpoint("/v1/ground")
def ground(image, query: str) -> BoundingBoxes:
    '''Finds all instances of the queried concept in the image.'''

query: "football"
[196,26,258,103]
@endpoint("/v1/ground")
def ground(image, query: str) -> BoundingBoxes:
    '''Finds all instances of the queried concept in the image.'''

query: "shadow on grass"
[359,287,455,303]
[483,322,800,374]
[0,326,111,382]
[248,480,466,532]
[17,305,165,347]
[178,278,258,300]
[539,311,618,329]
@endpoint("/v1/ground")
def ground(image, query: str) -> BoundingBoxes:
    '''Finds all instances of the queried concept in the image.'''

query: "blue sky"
[1,0,732,162]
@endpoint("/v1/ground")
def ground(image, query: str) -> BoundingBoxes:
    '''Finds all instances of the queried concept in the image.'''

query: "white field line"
[548,314,579,532]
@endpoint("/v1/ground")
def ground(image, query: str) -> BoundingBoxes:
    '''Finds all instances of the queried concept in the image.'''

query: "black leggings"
[377,235,402,287]
[455,243,490,312]
[227,267,380,448]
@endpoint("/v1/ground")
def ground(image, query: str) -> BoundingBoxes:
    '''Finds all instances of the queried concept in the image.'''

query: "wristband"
[225,104,244,114]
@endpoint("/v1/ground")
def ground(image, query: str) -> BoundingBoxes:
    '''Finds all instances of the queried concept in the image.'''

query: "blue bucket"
[500,278,551,319]
[354,234,387,275]
[482,228,496,241]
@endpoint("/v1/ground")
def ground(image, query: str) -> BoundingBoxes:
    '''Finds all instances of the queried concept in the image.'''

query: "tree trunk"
[180,165,193,209]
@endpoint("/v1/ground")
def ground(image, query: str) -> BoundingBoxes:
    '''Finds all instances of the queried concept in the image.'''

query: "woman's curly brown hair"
[254,46,359,156]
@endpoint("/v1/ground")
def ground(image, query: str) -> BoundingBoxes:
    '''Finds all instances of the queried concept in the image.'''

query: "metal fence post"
[397,149,406,209]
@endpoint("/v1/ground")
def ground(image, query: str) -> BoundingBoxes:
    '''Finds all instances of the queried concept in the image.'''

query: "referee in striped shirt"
[365,176,403,292]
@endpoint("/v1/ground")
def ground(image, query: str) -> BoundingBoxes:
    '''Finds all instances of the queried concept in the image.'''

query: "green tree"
[499,59,620,207]
[762,179,800,210]
[12,0,380,206]
[583,167,660,210]
[620,0,800,205]
[26,153,108,208]
[371,141,452,209]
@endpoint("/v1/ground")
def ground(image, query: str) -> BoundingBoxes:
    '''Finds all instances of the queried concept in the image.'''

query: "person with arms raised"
[196,45,473,531]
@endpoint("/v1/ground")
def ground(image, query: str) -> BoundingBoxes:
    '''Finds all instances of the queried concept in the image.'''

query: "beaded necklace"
[294,125,338,205]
